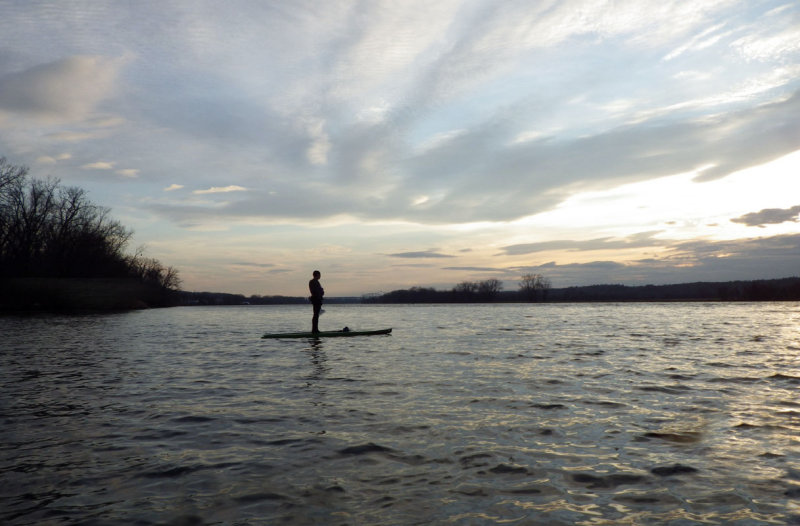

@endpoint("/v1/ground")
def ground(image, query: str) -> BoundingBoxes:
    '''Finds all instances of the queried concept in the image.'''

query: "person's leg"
[312,302,321,333]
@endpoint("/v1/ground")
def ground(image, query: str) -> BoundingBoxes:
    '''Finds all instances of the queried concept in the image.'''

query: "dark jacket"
[309,279,324,304]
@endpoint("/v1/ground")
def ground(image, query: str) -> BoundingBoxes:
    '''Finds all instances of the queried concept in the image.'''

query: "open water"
[1,303,799,525]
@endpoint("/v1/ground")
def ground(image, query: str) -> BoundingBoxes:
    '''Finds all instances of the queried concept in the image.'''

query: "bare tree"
[478,278,503,300]
[0,157,27,193]
[520,273,551,302]
[452,281,477,301]
[0,157,180,292]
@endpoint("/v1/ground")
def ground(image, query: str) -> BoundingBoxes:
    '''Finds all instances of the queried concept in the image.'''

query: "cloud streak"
[388,250,455,259]
[193,186,248,195]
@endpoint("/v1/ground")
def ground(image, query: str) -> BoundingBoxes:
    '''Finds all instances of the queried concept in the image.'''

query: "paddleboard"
[262,328,392,339]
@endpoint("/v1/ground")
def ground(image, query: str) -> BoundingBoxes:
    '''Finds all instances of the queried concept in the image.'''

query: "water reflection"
[304,339,328,382]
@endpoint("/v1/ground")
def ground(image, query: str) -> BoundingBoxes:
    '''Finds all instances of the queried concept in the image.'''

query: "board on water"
[261,328,392,339]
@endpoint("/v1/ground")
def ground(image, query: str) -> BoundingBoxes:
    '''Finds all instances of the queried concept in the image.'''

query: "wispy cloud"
[193,186,248,195]
[500,232,666,256]
[35,153,71,164]
[81,161,115,170]
[442,266,503,272]
[387,250,455,259]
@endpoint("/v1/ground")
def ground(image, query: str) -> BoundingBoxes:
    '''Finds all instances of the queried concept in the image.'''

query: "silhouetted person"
[309,270,324,333]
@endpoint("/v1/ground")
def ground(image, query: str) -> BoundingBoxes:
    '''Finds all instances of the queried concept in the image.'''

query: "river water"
[1,303,799,525]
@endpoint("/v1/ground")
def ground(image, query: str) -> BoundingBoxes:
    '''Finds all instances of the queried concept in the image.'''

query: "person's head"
[313,270,321,279]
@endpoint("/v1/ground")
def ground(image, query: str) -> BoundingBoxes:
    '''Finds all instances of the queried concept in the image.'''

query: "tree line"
[0,157,180,309]
[177,276,800,307]
[363,274,552,303]
[362,276,800,303]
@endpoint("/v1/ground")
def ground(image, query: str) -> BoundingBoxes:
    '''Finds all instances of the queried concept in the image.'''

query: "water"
[1,303,799,525]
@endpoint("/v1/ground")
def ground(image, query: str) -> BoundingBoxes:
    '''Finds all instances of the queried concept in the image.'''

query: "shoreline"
[0,277,179,312]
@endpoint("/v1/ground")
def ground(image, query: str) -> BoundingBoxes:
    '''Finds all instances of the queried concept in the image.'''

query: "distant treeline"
[362,277,800,303]
[0,157,181,310]
[180,277,800,306]
[178,292,361,306]
[180,292,308,305]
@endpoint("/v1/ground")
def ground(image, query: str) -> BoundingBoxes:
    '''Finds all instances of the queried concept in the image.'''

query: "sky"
[1,0,798,296]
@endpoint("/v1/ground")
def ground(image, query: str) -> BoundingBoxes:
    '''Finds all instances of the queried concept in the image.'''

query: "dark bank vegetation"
[181,276,800,306]
[177,292,362,306]
[0,157,181,310]
[180,292,308,306]
[362,276,800,303]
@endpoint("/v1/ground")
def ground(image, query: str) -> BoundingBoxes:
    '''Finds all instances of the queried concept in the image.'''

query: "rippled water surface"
[2,303,799,525]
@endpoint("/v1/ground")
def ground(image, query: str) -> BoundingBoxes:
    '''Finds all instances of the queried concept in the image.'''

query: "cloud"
[501,231,665,256]
[116,169,139,178]
[306,119,331,166]
[7,2,790,231]
[45,131,100,143]
[731,205,800,227]
[732,21,800,63]
[82,161,115,170]
[164,184,184,192]
[142,87,800,227]
[193,185,247,195]
[35,153,71,164]
[442,266,503,272]
[387,250,455,259]
[232,262,275,269]
[0,56,120,122]
[141,81,798,229]
[511,234,800,286]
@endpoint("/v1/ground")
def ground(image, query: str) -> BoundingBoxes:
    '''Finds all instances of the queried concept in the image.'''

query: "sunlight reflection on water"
[1,303,798,524]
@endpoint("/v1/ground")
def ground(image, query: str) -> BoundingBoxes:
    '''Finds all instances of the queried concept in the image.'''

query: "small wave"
[133,429,188,440]
[585,400,627,408]
[506,485,543,494]
[614,492,682,506]
[338,443,394,456]
[139,464,201,479]
[570,472,646,489]
[266,438,308,446]
[650,464,698,477]
[529,403,567,410]
[488,463,530,475]
[638,385,692,394]
[172,415,215,423]
[769,373,800,383]
[707,376,762,384]
[233,492,290,503]
[458,452,494,468]
[640,431,703,443]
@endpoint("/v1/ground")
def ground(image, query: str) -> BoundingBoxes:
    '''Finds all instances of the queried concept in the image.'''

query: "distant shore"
[180,277,800,306]
[4,276,796,312]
